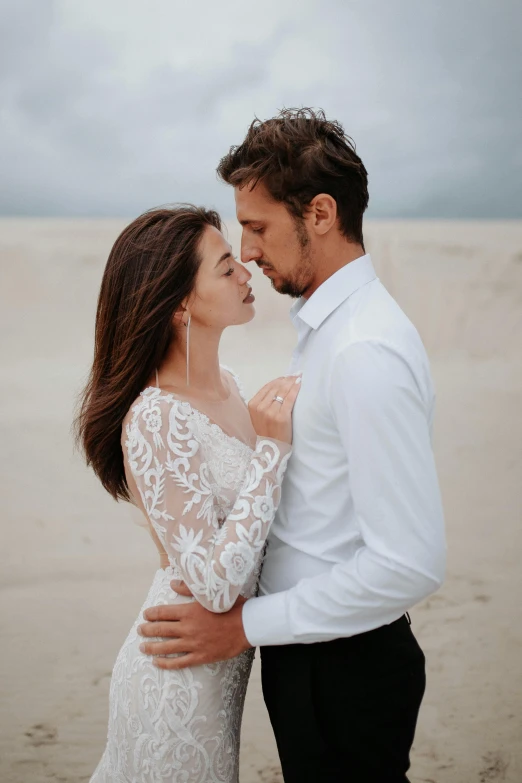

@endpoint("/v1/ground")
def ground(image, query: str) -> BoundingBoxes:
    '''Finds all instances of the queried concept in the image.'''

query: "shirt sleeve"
[125,391,292,613]
[242,339,446,646]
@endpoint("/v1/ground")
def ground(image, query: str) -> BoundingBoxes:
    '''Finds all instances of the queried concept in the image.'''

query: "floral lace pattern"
[125,389,291,612]
[90,380,292,783]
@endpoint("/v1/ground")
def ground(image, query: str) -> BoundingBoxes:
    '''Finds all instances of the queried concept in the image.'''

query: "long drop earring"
[185,314,191,387]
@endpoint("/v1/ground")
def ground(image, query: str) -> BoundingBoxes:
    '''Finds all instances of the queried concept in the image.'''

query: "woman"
[76,205,300,782]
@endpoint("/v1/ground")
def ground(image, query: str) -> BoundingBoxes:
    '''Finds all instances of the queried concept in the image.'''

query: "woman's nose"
[236,262,252,285]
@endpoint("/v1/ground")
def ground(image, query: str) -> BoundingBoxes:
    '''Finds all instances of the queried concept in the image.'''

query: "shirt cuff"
[242,591,292,647]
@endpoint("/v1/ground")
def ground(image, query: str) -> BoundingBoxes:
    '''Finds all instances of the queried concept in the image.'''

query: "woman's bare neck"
[153,365,231,403]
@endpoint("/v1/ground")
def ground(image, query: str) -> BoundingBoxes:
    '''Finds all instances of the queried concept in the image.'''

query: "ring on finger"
[273,395,284,404]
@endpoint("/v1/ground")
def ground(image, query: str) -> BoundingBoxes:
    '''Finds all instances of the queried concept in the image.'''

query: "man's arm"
[242,339,446,647]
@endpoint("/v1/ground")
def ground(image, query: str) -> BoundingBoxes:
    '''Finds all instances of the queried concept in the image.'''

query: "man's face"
[235,181,316,299]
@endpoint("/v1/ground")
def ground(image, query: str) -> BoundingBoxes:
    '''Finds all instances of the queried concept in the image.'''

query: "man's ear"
[308,193,337,236]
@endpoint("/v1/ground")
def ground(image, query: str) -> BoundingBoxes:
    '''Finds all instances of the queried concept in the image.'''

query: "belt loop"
[405,611,411,625]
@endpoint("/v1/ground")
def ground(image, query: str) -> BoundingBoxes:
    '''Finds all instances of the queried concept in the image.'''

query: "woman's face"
[186,225,255,328]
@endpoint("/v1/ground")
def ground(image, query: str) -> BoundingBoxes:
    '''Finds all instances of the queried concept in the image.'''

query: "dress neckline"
[140,386,254,453]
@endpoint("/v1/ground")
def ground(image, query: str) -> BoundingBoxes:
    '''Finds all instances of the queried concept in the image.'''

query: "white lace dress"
[90,369,292,783]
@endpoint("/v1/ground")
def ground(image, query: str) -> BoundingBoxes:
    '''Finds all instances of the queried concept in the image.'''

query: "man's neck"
[303,240,366,299]
[304,241,365,299]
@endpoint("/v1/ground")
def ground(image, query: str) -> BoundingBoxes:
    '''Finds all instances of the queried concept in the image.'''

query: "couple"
[78,108,445,782]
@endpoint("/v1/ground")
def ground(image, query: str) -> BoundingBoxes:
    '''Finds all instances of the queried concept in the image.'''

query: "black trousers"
[261,615,426,783]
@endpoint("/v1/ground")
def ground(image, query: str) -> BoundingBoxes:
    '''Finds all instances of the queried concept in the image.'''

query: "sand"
[1,218,521,783]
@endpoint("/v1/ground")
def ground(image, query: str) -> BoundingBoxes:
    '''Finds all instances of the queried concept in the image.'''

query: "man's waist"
[259,613,414,653]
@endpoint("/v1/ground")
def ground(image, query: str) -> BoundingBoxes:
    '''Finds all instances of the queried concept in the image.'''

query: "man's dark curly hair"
[217,107,369,246]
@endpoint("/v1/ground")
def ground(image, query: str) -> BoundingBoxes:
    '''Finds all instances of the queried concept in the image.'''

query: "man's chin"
[272,278,304,299]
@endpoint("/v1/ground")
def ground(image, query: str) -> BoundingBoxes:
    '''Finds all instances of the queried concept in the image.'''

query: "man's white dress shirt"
[242,254,446,647]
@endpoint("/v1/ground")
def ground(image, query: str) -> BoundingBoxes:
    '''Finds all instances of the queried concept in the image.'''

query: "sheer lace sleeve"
[125,389,292,612]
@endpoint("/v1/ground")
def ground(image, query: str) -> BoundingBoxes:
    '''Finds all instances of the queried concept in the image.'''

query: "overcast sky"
[1,0,521,219]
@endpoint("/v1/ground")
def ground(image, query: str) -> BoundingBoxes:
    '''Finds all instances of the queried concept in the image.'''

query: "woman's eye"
[224,267,234,276]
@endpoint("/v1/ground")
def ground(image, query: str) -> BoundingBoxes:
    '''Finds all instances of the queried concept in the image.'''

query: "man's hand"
[137,581,252,669]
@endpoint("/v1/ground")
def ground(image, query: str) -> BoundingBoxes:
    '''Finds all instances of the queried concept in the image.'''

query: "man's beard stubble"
[271,219,315,299]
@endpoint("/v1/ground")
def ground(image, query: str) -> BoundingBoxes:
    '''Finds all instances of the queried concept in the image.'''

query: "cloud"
[0,0,520,218]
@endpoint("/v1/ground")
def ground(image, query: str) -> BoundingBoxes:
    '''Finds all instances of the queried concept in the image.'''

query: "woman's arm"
[126,390,292,612]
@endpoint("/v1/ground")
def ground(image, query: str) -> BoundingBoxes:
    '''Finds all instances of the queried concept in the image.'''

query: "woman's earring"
[185,314,191,387]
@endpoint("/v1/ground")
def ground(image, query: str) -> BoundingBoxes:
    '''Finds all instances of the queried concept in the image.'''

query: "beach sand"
[1,218,521,782]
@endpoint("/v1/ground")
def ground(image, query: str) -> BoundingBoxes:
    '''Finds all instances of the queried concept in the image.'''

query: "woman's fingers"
[255,375,301,409]
[250,377,287,408]
[248,373,302,443]
[278,375,301,414]
[267,374,301,409]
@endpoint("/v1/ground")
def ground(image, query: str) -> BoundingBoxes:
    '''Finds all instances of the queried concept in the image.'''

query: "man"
[138,108,446,782]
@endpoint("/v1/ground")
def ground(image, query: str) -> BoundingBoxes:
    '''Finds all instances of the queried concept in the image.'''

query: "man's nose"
[240,235,262,264]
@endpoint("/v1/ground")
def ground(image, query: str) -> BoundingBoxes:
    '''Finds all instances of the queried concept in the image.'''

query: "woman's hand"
[248,374,301,445]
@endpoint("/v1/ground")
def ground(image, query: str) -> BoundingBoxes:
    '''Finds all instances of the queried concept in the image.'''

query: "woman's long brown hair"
[74,204,222,502]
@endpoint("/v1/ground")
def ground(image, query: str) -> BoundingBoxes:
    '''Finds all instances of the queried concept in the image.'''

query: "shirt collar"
[289,254,377,331]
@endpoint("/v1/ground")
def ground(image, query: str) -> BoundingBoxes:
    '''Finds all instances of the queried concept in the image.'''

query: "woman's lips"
[243,289,255,303]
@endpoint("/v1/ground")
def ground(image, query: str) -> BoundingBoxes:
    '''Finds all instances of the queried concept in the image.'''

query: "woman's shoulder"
[123,387,186,437]
[127,385,177,414]
[123,388,202,458]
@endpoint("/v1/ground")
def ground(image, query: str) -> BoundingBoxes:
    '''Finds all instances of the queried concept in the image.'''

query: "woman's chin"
[224,304,256,328]
[241,303,256,323]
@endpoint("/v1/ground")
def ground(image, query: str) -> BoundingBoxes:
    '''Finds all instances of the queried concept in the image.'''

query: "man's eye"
[251,227,263,234]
